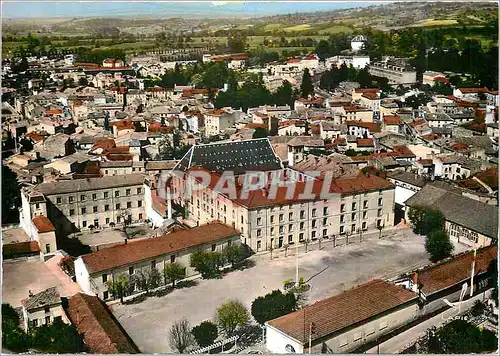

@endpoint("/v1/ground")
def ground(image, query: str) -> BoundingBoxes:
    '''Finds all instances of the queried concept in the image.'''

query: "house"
[405,184,498,247]
[278,120,306,136]
[21,287,68,331]
[3,241,42,260]
[36,133,75,159]
[359,92,380,112]
[422,71,447,86]
[30,215,57,255]
[350,35,367,52]
[453,87,489,100]
[66,293,140,353]
[204,109,239,137]
[343,106,374,122]
[319,122,344,140]
[346,121,381,138]
[356,138,374,152]
[381,115,402,134]
[368,58,417,85]
[74,222,240,300]
[102,58,125,68]
[386,171,427,220]
[265,279,417,354]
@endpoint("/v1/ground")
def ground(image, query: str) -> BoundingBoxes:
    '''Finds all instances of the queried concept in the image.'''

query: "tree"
[78,77,89,86]
[2,165,21,224]
[405,93,432,109]
[408,206,444,236]
[251,290,297,325]
[227,30,247,53]
[427,320,497,354]
[191,321,218,348]
[164,262,186,288]
[106,274,130,303]
[190,251,225,279]
[136,268,162,294]
[252,127,268,139]
[300,68,314,99]
[169,318,195,353]
[2,303,29,352]
[315,40,331,61]
[425,229,454,263]
[222,244,245,268]
[30,318,85,353]
[216,300,249,337]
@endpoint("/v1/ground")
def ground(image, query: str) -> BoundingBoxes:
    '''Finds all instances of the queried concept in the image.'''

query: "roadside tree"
[251,290,297,325]
[191,321,218,348]
[216,300,249,337]
[425,229,454,263]
[169,318,195,353]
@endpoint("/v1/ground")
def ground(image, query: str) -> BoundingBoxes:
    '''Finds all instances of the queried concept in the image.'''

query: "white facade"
[266,325,304,354]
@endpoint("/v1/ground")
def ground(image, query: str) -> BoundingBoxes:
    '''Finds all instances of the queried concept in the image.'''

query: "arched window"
[285,344,296,353]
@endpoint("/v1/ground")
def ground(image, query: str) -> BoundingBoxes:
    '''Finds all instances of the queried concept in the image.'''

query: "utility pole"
[470,245,477,298]
[308,322,316,354]
[295,243,299,287]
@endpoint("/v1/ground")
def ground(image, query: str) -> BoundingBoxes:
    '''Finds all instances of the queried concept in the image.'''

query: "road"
[365,290,493,354]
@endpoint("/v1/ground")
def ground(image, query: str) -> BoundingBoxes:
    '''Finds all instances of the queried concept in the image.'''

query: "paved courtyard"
[111,228,470,353]
[2,255,82,307]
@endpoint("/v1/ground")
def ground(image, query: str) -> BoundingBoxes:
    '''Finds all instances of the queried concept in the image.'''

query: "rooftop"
[405,185,498,238]
[21,286,60,311]
[66,293,140,354]
[267,279,415,344]
[81,222,239,273]
[32,215,55,233]
[417,245,497,295]
[175,138,282,175]
[35,174,145,196]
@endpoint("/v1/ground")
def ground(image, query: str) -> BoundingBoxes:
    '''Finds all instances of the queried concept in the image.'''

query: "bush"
[425,229,454,263]
[251,290,297,325]
[2,304,29,352]
[191,321,218,348]
[427,319,497,353]
[30,318,85,353]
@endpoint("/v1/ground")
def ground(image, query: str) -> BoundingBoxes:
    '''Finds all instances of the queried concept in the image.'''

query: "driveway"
[111,228,470,353]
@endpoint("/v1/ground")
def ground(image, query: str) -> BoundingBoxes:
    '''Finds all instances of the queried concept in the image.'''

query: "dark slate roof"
[21,286,60,310]
[35,174,145,195]
[405,185,498,238]
[174,138,282,174]
[387,171,427,188]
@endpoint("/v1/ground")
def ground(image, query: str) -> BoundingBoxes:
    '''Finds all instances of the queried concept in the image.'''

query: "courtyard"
[111,227,469,353]
[2,254,82,308]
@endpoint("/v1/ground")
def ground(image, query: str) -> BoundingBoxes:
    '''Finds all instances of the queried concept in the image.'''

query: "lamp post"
[470,243,477,298]
[295,243,299,287]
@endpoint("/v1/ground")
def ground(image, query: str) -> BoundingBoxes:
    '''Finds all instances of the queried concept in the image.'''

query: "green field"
[283,24,313,33]
[412,19,459,27]
[318,25,354,34]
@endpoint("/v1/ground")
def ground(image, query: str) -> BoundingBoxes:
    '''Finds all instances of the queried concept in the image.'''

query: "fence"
[190,335,239,354]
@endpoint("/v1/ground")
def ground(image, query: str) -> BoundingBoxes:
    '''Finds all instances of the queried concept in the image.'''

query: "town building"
[21,287,68,331]
[405,184,498,247]
[368,58,417,85]
[19,174,147,237]
[74,222,240,300]
[66,293,140,353]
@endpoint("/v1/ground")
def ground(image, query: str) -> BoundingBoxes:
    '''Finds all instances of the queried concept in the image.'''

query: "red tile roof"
[148,122,176,134]
[111,119,135,131]
[346,121,381,133]
[81,222,239,273]
[45,108,63,115]
[246,123,268,129]
[206,109,226,116]
[383,115,402,125]
[25,132,44,143]
[458,87,489,94]
[297,97,324,104]
[355,88,380,93]
[287,58,301,64]
[186,167,393,208]
[66,293,140,354]
[356,138,374,147]
[3,241,41,256]
[361,92,378,100]
[90,139,116,151]
[267,279,416,344]
[32,215,55,233]
[434,76,449,84]
[416,245,497,295]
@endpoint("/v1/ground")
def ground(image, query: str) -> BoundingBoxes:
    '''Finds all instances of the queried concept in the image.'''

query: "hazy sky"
[1,1,387,19]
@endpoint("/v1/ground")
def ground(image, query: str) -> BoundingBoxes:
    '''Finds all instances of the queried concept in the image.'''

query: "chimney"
[29,290,33,297]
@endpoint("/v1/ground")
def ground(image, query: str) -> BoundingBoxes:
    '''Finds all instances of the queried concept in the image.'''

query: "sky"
[1,1,388,19]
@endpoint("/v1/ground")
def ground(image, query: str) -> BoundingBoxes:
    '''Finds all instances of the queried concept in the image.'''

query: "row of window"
[338,321,388,348]
[30,315,62,328]
[54,187,143,204]
[80,213,142,228]
[70,200,142,215]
